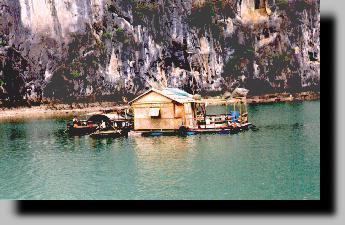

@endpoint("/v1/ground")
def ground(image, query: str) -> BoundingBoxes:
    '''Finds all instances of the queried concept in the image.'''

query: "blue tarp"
[229,111,239,122]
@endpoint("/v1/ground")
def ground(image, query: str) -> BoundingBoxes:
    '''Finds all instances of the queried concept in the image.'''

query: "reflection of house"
[129,88,197,131]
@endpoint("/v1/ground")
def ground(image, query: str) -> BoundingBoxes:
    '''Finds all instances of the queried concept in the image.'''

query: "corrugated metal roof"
[129,88,196,104]
[159,88,195,103]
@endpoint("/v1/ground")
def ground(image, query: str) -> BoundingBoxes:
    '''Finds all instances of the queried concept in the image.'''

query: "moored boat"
[65,114,111,136]
[66,124,98,136]
[65,111,133,136]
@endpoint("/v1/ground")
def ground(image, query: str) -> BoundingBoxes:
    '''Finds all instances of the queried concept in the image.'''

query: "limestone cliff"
[0,0,320,103]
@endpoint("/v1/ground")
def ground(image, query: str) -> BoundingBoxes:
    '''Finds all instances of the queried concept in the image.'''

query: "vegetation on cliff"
[0,0,319,106]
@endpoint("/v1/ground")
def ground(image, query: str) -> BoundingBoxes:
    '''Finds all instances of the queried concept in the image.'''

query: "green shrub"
[276,0,289,8]
[115,27,124,35]
[103,31,112,39]
[115,27,130,44]
[92,60,98,66]
[71,71,82,78]
[188,0,226,37]
[132,2,159,25]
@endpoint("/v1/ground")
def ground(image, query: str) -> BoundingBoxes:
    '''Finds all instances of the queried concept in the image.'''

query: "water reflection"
[87,137,115,149]
[131,136,197,162]
[0,101,320,200]
[128,136,199,199]
[9,126,26,140]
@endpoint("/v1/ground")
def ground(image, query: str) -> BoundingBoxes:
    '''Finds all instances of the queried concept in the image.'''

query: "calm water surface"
[0,101,320,199]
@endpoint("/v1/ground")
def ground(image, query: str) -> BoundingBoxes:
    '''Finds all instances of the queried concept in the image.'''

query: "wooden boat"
[65,121,98,136]
[189,122,251,135]
[89,114,131,139]
[65,114,113,136]
[66,113,133,136]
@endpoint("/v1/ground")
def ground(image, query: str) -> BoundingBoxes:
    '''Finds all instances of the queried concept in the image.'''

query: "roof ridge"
[129,88,195,104]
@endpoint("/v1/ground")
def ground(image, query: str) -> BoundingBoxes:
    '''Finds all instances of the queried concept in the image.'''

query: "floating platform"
[129,123,252,137]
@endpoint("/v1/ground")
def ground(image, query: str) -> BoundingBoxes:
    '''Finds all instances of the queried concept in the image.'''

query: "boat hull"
[66,126,98,136]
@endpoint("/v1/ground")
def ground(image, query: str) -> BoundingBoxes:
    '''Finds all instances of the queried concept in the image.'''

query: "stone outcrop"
[0,0,320,103]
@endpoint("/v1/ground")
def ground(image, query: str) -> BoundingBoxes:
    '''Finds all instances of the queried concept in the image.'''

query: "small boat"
[65,114,111,136]
[65,121,98,136]
[89,116,130,139]
[185,123,250,135]
[66,113,133,136]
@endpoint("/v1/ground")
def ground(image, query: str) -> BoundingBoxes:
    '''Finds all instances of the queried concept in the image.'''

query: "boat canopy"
[103,113,132,120]
[87,114,111,123]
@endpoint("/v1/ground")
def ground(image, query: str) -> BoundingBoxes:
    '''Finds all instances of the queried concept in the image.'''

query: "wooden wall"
[132,91,187,130]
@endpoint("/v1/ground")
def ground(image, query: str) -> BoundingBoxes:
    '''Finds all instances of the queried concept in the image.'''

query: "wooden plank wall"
[132,91,186,130]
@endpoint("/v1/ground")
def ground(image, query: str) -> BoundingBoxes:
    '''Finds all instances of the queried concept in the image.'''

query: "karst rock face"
[0,0,319,102]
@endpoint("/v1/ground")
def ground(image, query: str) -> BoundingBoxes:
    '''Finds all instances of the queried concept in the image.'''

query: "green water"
[0,101,320,200]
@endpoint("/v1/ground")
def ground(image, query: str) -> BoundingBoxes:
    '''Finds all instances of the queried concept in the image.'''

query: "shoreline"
[0,91,319,122]
[204,91,320,105]
[0,102,127,122]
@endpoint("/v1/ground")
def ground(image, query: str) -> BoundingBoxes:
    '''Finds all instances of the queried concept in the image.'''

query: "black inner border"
[15,17,334,215]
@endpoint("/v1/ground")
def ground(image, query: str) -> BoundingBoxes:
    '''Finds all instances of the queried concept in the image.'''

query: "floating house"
[129,88,198,131]
[129,88,250,135]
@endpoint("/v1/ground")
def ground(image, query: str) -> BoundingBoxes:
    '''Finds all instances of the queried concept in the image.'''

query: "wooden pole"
[240,101,242,125]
